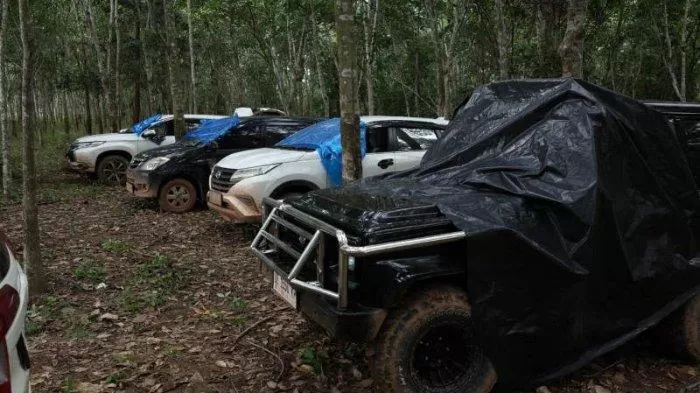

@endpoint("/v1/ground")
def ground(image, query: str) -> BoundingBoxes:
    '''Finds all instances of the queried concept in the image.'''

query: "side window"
[366,127,390,153]
[185,119,202,132]
[216,124,267,150]
[150,120,174,137]
[679,119,700,149]
[265,124,303,145]
[395,127,440,151]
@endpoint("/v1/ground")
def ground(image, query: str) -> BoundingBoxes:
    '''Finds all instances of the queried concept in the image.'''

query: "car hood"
[215,147,316,169]
[74,132,141,143]
[289,185,456,246]
[133,142,203,161]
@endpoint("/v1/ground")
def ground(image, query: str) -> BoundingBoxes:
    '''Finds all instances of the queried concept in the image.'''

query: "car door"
[137,119,175,153]
[362,126,397,178]
[390,125,442,172]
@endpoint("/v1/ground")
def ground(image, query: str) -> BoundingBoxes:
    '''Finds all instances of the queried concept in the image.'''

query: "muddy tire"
[656,294,700,363]
[372,286,497,393]
[96,155,129,186]
[159,178,197,213]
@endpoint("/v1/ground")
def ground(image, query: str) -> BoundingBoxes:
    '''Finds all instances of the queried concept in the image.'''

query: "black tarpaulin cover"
[339,79,700,388]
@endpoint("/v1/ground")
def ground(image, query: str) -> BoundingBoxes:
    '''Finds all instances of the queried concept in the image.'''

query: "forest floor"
[0,170,698,393]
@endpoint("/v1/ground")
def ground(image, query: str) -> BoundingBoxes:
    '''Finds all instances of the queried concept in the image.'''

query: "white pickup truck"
[66,114,225,185]
[206,116,448,223]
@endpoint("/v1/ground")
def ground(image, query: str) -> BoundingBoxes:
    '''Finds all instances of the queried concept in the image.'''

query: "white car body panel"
[207,116,448,222]
[1,245,29,393]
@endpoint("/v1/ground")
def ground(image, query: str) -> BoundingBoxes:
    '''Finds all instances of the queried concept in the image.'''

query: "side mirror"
[208,141,219,150]
[142,129,157,139]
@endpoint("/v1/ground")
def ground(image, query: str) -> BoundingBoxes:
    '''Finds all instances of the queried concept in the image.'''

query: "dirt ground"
[1,173,698,393]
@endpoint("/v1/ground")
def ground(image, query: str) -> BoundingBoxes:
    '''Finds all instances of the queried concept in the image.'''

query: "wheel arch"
[96,150,132,167]
[158,173,204,201]
[269,180,320,199]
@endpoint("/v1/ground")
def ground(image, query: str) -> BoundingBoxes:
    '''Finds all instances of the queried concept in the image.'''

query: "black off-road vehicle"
[251,80,700,392]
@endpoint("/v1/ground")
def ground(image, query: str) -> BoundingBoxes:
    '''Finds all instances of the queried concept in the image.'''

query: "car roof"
[156,114,227,121]
[644,101,700,117]
[238,115,320,125]
[360,115,449,126]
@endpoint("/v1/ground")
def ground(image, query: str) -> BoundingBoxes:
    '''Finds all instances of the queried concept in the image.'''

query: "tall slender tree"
[187,0,197,112]
[559,0,590,77]
[0,0,9,200]
[19,0,44,297]
[338,0,361,183]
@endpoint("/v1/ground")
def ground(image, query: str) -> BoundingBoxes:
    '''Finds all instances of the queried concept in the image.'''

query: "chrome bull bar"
[250,197,466,310]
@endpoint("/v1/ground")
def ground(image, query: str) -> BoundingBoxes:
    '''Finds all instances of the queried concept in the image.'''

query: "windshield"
[181,116,241,144]
[131,113,163,135]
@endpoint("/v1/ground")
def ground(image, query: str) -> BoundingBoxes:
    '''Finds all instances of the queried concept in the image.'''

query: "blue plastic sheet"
[181,115,240,144]
[131,114,163,135]
[276,118,367,186]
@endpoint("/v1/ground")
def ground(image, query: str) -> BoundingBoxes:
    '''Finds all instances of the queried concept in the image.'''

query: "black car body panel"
[277,79,700,389]
[126,116,319,201]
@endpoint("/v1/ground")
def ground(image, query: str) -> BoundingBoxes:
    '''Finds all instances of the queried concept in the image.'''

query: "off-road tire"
[159,178,198,213]
[96,155,129,186]
[372,286,497,393]
[656,293,700,362]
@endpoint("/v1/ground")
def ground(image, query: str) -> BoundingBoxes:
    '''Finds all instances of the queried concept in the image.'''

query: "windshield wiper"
[276,145,314,151]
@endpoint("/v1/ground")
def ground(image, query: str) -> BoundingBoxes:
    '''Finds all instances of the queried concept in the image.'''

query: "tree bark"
[113,0,121,128]
[187,0,197,113]
[83,85,92,135]
[337,0,361,183]
[164,1,185,138]
[361,0,379,115]
[558,0,589,77]
[0,0,9,200]
[84,0,114,132]
[18,0,44,298]
[494,0,509,80]
[310,12,330,117]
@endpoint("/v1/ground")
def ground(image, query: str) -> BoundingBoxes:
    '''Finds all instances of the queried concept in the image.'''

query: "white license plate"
[273,272,297,309]
[209,190,222,206]
[126,182,134,194]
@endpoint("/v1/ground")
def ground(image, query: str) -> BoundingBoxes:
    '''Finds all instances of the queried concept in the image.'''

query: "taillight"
[0,285,19,393]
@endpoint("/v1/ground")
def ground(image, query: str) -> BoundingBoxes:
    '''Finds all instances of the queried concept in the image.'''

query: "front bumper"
[299,291,386,341]
[4,250,30,393]
[206,190,261,223]
[66,149,95,173]
[125,168,161,198]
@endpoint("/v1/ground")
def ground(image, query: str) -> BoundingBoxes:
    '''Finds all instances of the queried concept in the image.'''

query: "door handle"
[378,158,394,169]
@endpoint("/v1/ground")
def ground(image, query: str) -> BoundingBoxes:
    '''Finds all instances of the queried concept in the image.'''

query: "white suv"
[66,114,225,185]
[206,116,447,223]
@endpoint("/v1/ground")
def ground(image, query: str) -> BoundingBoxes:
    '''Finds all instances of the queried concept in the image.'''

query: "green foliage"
[118,253,183,313]
[228,297,247,310]
[60,378,78,393]
[299,346,328,375]
[101,239,132,253]
[73,261,107,283]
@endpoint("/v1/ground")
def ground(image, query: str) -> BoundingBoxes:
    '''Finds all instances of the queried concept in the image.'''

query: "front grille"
[129,158,145,169]
[211,166,236,192]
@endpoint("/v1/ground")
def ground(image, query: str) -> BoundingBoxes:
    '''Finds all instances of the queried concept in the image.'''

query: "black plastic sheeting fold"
[344,79,700,388]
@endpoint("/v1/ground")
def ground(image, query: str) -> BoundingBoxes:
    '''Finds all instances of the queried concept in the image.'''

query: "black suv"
[126,116,318,212]
[250,80,700,392]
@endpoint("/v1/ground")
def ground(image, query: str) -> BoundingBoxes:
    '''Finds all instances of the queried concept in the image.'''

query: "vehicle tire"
[372,286,497,393]
[96,155,129,186]
[655,293,700,363]
[159,178,198,213]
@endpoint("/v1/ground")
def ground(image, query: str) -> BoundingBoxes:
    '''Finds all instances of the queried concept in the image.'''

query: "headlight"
[141,157,170,171]
[73,141,105,149]
[230,164,279,182]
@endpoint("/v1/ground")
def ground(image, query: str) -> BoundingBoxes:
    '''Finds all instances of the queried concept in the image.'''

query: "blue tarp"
[131,113,163,135]
[181,115,241,144]
[276,118,367,186]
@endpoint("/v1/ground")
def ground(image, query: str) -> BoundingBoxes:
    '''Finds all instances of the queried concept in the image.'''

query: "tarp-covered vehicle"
[251,79,700,392]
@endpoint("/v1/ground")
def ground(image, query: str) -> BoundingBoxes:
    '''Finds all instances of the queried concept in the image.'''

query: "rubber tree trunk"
[0,0,9,200]
[494,0,509,80]
[187,0,197,113]
[18,0,44,298]
[337,0,361,183]
[164,1,185,139]
[558,0,589,77]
